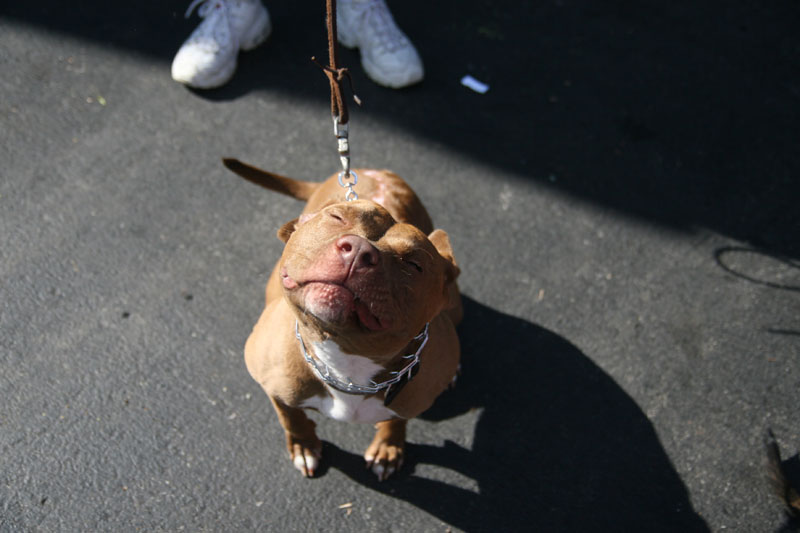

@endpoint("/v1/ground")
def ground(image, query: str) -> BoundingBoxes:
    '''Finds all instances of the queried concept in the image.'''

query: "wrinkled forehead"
[322,200,396,240]
[319,201,430,252]
[379,223,431,255]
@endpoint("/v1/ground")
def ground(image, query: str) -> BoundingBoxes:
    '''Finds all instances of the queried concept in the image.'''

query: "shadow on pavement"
[713,247,800,292]
[325,295,709,532]
[5,1,800,259]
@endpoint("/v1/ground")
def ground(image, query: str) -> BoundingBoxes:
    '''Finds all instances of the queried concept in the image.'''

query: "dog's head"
[277,200,459,355]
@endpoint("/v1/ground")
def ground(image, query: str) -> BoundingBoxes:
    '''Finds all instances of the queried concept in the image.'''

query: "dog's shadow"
[323,295,709,532]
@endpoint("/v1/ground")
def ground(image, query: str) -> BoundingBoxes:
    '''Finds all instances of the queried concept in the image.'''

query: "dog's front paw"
[364,441,404,482]
[288,436,322,478]
[364,419,407,481]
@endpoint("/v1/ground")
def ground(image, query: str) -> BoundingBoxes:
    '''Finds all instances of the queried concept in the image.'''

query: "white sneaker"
[336,0,424,88]
[171,0,272,89]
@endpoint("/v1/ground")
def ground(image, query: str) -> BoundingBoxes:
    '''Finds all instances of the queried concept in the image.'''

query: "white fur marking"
[304,453,319,472]
[292,451,319,474]
[300,340,398,424]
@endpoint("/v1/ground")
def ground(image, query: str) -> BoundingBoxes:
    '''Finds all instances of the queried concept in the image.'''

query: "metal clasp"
[333,116,358,201]
[338,170,359,202]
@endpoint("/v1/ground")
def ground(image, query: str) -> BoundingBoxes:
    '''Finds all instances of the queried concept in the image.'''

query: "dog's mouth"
[296,281,390,332]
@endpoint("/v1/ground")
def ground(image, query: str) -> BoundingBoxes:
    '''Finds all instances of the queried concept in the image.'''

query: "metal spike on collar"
[295,321,428,395]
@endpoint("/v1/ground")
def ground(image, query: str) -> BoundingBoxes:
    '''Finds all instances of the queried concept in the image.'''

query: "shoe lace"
[184,0,227,19]
[356,0,409,53]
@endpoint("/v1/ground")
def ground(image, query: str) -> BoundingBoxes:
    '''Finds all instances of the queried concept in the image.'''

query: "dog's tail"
[223,158,319,201]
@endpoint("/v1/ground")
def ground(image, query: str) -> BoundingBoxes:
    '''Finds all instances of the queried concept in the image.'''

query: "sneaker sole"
[240,5,272,51]
[361,53,423,89]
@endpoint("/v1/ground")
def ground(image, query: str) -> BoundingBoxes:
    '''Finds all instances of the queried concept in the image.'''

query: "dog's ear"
[277,218,300,242]
[428,229,460,284]
[277,212,319,242]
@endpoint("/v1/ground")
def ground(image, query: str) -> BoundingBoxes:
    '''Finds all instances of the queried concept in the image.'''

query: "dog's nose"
[336,235,379,270]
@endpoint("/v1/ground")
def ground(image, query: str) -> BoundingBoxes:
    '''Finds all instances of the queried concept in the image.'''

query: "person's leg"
[172,0,272,89]
[337,0,424,89]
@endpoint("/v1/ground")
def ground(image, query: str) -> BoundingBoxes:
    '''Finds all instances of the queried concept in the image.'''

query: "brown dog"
[224,159,461,480]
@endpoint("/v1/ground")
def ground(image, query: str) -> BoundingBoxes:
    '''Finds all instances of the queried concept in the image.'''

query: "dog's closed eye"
[327,211,346,224]
[402,257,423,273]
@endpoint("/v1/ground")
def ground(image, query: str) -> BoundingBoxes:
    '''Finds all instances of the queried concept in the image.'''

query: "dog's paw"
[364,440,404,482]
[289,437,322,478]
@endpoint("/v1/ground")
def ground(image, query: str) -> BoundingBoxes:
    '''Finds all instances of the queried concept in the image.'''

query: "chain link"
[296,320,428,395]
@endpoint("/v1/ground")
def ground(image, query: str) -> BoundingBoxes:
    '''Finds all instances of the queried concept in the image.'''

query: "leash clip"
[333,116,358,201]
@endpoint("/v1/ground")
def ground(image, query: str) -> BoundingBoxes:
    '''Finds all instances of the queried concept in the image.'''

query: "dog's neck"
[309,338,385,390]
[294,320,428,396]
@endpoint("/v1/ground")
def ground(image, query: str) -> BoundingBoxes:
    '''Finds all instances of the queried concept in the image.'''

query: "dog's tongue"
[355,300,384,331]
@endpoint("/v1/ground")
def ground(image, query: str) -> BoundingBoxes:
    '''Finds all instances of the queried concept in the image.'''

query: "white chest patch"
[300,339,398,424]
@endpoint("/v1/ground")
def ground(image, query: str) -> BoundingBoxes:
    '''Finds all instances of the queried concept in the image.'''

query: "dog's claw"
[448,364,462,389]
[291,440,322,478]
[373,463,395,482]
[298,453,318,477]
[363,444,403,481]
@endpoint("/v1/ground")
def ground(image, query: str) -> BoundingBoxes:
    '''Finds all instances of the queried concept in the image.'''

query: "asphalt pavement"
[2,1,799,531]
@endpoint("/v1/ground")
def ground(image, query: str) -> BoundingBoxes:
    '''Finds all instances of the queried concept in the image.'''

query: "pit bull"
[224,158,461,481]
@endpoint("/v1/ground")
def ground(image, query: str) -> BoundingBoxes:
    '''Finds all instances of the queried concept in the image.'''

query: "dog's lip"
[297,279,390,332]
[281,268,299,289]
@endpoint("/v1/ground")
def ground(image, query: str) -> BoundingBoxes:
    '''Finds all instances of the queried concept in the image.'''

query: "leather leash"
[313,0,361,201]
